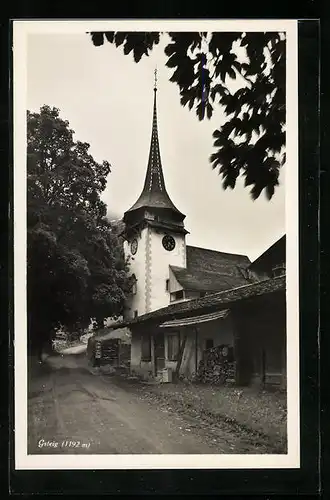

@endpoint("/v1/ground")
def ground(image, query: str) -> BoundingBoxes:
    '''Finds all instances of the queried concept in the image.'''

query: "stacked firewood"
[101,339,120,364]
[196,345,236,385]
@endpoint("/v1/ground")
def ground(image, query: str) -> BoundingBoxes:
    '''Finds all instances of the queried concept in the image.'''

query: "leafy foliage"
[89,31,286,200]
[27,106,133,354]
[90,31,160,62]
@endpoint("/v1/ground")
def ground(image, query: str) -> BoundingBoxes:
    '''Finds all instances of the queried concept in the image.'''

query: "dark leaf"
[114,32,127,47]
[105,32,115,43]
[206,102,213,119]
[196,102,206,121]
[90,32,104,47]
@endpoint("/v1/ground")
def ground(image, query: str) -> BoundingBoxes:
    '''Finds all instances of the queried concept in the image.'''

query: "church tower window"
[272,263,286,277]
[130,274,137,295]
[130,239,138,255]
[170,290,184,302]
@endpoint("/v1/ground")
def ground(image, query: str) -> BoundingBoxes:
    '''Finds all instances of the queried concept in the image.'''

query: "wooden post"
[175,334,187,377]
[230,308,242,386]
[195,326,198,374]
[151,332,156,377]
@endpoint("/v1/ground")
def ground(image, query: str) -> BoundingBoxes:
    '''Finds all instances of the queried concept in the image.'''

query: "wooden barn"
[112,275,286,389]
[87,327,131,368]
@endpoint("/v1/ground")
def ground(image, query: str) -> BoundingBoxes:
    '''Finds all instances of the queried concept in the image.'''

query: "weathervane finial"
[154,67,158,91]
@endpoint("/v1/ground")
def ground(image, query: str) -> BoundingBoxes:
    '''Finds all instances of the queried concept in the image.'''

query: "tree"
[27,105,132,356]
[89,31,285,200]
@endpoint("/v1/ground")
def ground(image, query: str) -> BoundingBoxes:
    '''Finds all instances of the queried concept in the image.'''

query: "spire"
[141,67,167,194]
[124,70,185,219]
[154,66,158,91]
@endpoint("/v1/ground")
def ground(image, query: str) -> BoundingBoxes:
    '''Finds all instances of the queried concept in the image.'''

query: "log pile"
[196,345,236,385]
[101,338,120,364]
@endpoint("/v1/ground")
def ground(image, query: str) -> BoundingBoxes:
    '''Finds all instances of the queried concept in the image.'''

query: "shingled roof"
[93,327,131,344]
[170,245,252,292]
[187,245,251,271]
[114,275,286,329]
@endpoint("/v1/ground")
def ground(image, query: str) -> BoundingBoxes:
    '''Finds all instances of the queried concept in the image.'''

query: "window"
[134,310,138,318]
[205,339,214,350]
[167,333,180,361]
[272,263,286,277]
[141,334,151,361]
[131,275,137,295]
[170,290,184,302]
[166,279,170,291]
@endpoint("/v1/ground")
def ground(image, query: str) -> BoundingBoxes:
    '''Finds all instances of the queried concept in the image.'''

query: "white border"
[13,19,299,470]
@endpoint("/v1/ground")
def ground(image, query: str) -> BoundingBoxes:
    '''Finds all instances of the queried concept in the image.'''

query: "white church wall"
[123,230,148,318]
[148,230,186,312]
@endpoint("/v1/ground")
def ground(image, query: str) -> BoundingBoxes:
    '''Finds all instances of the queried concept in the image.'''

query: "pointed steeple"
[124,70,185,222]
[141,69,167,194]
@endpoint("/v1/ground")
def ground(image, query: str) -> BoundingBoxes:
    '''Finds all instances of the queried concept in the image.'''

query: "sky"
[26,32,285,261]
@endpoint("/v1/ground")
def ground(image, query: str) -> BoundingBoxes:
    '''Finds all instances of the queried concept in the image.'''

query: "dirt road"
[28,352,273,455]
[28,353,225,454]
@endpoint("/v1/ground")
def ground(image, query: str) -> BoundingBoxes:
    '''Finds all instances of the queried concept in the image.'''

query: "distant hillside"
[108,218,125,237]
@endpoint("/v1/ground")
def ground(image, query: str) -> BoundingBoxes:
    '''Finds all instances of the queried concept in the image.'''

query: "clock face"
[130,239,138,255]
[162,234,176,251]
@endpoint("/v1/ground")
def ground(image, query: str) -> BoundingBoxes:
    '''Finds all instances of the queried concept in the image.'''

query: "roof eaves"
[113,275,285,330]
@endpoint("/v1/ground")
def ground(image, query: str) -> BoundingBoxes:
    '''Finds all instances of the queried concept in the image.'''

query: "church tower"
[122,71,188,319]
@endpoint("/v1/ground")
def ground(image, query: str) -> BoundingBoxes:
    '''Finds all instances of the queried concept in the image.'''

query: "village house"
[113,269,286,388]
[248,234,286,279]
[114,75,286,389]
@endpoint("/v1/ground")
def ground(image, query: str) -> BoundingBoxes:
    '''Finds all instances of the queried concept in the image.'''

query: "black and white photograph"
[13,20,299,470]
